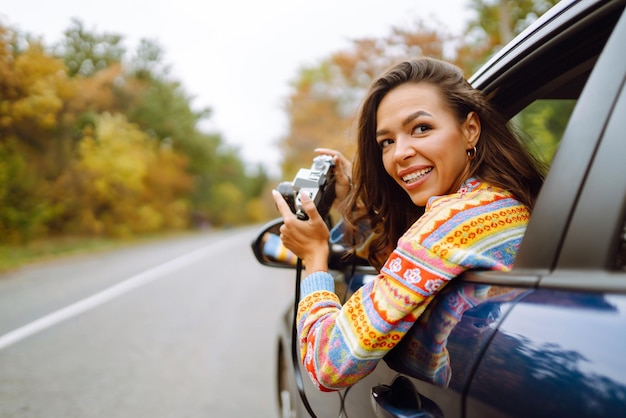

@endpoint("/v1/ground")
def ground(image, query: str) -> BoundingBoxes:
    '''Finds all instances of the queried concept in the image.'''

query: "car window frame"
[544,75,626,288]
[465,0,626,275]
[523,2,626,278]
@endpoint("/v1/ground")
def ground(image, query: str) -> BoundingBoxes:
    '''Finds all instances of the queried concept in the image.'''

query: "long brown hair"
[342,57,545,269]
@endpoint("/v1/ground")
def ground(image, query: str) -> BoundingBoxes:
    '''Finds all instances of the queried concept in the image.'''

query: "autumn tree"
[53,22,268,229]
[0,18,272,243]
[50,113,193,237]
[280,0,564,176]
[0,25,76,242]
[280,21,451,176]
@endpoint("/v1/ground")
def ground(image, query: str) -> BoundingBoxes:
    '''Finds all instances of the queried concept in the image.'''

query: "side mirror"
[250,218,375,273]
[250,218,297,269]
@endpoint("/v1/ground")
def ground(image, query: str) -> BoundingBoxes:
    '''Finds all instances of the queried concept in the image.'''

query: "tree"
[279,1,564,176]
[280,20,450,176]
[56,18,125,77]
[51,113,192,236]
[459,0,560,73]
[0,17,299,244]
[0,139,56,243]
[128,38,170,81]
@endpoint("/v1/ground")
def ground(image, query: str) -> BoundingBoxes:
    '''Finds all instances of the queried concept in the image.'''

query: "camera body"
[277,155,336,220]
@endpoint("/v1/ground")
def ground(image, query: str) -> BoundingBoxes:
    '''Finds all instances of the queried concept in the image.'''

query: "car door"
[338,1,626,417]
[466,12,626,416]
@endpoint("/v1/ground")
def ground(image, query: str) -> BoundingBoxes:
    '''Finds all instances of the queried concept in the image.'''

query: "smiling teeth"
[402,167,433,183]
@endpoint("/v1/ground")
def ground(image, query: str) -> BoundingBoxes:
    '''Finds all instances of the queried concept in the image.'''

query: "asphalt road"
[0,226,295,417]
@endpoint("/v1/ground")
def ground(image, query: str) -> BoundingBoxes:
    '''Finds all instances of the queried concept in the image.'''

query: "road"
[0,226,295,417]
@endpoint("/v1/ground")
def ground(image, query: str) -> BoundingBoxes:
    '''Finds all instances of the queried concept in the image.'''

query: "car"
[251,0,626,416]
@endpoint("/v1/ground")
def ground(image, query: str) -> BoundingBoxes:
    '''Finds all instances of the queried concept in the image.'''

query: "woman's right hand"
[315,148,352,203]
[271,189,330,273]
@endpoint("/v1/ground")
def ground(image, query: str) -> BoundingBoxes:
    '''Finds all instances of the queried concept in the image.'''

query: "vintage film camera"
[277,155,336,220]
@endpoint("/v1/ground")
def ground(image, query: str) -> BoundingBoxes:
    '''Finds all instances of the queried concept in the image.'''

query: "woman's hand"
[315,148,352,203]
[272,189,330,273]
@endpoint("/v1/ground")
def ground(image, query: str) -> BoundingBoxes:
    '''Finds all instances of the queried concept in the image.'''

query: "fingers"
[271,189,327,261]
[299,192,322,222]
[271,190,294,219]
[315,148,351,175]
[315,148,347,165]
[272,189,321,223]
[315,148,339,157]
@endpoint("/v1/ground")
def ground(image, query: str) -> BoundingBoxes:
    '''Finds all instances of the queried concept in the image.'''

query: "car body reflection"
[384,282,529,389]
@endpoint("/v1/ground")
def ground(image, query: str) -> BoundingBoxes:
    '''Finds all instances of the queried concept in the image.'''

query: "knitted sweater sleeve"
[296,184,530,391]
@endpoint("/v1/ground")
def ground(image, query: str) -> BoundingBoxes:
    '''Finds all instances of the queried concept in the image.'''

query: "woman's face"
[375,82,479,206]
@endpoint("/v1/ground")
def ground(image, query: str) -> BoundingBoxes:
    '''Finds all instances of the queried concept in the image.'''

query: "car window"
[512,99,577,165]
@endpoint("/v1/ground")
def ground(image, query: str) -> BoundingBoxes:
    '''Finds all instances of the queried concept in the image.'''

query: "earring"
[466,146,477,160]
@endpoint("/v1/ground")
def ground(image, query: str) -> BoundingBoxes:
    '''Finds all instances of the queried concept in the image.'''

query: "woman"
[271,57,545,391]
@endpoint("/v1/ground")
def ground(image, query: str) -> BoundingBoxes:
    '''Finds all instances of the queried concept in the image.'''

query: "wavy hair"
[342,57,545,269]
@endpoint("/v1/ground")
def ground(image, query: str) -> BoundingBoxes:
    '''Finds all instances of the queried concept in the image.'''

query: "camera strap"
[292,258,318,418]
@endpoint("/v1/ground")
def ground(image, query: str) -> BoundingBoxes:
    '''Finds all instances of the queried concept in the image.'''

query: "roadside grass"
[0,232,197,274]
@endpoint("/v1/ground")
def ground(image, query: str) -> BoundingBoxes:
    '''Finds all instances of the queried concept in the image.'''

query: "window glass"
[511,99,577,165]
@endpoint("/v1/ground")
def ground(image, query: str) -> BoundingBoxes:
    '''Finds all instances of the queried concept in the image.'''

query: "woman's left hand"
[272,189,330,273]
[315,148,352,204]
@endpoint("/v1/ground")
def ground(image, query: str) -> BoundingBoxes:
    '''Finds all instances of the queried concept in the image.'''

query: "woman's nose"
[393,136,416,162]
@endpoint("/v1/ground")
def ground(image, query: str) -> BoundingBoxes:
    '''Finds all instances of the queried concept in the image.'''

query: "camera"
[277,155,336,220]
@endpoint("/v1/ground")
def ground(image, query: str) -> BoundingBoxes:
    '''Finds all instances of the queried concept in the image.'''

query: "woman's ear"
[462,112,481,147]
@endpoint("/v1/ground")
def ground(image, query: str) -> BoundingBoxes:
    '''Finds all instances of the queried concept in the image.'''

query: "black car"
[252,0,626,416]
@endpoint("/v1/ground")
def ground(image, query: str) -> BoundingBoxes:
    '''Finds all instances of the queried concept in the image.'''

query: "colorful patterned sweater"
[296,178,531,391]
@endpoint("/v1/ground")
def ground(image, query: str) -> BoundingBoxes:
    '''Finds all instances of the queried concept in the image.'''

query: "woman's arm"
[294,186,530,391]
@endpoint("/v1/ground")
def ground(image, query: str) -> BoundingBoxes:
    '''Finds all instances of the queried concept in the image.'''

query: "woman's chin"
[406,191,429,207]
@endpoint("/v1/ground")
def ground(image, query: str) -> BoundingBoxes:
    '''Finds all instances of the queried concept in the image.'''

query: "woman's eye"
[378,139,394,149]
[412,124,431,135]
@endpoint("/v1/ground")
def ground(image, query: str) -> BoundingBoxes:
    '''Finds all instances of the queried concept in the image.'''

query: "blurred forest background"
[0,0,558,261]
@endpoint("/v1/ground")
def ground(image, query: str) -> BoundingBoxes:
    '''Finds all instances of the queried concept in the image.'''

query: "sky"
[1,0,471,176]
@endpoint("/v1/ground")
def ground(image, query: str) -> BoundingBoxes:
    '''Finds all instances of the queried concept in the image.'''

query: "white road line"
[0,235,240,351]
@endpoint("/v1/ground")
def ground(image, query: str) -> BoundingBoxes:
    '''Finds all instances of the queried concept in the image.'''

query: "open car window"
[512,99,576,166]
[473,1,625,169]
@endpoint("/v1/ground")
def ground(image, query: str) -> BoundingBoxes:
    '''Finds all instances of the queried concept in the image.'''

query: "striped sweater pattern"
[296,178,531,391]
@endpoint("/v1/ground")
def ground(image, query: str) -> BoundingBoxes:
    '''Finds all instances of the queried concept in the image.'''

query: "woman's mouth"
[402,167,433,184]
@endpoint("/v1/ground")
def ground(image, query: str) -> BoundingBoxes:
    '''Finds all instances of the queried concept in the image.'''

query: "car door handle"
[371,376,442,418]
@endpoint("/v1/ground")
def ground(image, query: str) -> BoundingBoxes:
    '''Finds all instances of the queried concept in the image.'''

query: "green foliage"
[56,18,125,77]
[514,100,576,164]
[128,77,209,144]
[0,141,56,243]
[469,0,558,40]
[462,0,560,73]
[128,38,169,81]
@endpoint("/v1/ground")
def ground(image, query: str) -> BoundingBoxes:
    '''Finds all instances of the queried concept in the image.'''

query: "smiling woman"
[271,57,546,391]
[375,83,480,206]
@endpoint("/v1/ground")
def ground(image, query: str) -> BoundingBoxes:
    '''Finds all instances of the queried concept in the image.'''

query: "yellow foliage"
[246,198,273,223]
[78,112,149,197]
[8,44,75,132]
[53,112,194,237]
[211,182,245,226]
